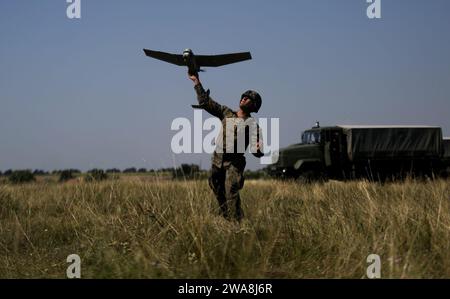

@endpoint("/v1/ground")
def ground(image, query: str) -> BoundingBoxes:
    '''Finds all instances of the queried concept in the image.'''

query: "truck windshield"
[301,131,321,144]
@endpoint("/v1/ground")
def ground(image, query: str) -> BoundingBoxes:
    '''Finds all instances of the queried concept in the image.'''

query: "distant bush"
[123,167,137,173]
[4,169,13,176]
[106,168,121,174]
[85,169,108,182]
[33,169,48,175]
[59,170,74,182]
[9,170,35,184]
[138,168,147,173]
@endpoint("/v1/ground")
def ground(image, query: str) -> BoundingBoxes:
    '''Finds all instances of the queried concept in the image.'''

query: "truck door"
[329,130,342,165]
[324,128,346,178]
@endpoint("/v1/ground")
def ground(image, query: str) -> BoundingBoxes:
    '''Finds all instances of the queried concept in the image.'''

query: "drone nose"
[183,49,193,57]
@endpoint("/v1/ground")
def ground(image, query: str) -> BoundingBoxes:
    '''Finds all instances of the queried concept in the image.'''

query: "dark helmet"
[241,90,262,113]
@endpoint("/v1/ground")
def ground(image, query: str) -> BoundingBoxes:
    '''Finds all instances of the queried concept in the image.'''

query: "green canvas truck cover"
[338,126,443,161]
[443,138,450,160]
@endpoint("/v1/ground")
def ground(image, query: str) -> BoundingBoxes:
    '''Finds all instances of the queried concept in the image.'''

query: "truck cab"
[270,126,346,180]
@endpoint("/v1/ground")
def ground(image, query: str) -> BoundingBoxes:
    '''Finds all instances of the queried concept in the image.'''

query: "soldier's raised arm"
[189,73,226,120]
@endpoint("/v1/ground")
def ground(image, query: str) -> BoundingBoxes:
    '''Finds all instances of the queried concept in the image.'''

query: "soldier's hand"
[256,141,262,152]
[188,72,200,86]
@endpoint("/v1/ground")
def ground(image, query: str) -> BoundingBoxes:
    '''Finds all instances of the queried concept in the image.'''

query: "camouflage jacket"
[194,84,264,170]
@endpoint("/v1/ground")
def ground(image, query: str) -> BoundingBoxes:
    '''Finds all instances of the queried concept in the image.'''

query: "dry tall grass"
[0,177,449,278]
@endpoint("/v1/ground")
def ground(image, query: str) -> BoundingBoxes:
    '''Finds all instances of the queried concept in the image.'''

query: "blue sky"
[1,0,449,171]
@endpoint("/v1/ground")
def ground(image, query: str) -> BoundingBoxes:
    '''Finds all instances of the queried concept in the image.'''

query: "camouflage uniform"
[194,84,263,221]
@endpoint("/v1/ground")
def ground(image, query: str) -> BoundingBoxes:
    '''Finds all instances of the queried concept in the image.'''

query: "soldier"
[189,72,264,221]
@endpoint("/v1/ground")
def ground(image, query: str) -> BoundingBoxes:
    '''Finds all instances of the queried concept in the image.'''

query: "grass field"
[0,176,449,278]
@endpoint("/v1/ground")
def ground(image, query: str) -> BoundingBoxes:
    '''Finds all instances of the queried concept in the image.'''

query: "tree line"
[0,168,175,176]
[0,164,270,184]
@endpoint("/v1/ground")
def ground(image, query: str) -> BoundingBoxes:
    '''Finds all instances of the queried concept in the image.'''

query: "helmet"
[241,90,262,113]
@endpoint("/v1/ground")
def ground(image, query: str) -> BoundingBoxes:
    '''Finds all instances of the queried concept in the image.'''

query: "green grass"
[0,177,449,278]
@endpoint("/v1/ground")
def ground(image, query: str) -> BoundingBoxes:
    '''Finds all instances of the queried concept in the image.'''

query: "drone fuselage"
[183,49,199,75]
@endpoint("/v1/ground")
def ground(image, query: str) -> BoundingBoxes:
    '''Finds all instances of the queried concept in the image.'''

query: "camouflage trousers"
[208,164,245,221]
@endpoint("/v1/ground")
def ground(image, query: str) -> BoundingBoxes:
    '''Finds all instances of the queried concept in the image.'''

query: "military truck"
[270,125,447,181]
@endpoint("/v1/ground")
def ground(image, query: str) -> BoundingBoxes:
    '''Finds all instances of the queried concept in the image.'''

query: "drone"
[143,48,252,76]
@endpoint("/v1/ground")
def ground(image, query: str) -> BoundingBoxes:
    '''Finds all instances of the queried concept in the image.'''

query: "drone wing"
[196,52,252,67]
[143,49,186,66]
